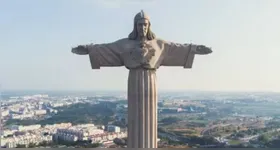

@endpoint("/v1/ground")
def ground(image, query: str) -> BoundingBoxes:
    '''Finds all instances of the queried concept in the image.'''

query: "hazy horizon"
[2,89,280,94]
[1,0,280,92]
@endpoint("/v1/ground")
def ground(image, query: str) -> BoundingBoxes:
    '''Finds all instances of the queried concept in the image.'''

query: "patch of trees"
[113,138,126,146]
[186,122,207,128]
[15,140,100,148]
[6,103,116,126]
[160,117,182,125]
[40,103,115,125]
[5,119,38,126]
[182,136,220,146]
[227,143,255,148]
[267,121,280,128]
[266,138,280,148]
[56,140,100,148]
[159,137,185,145]
[112,120,126,128]
[205,125,236,136]
[258,134,269,143]
[230,128,271,139]
[158,127,167,133]
[16,144,26,148]
[239,128,267,136]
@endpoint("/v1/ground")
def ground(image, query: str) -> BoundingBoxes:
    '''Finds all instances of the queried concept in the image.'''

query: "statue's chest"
[123,42,162,68]
[122,41,162,68]
[130,44,156,65]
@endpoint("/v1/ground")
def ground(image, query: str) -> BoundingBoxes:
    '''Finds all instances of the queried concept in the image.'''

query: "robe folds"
[86,38,197,148]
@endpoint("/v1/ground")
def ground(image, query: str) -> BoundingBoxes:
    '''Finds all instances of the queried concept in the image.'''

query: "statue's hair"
[128,20,156,40]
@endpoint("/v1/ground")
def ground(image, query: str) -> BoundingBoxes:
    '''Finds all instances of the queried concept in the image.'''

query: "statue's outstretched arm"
[161,41,212,68]
[71,41,124,69]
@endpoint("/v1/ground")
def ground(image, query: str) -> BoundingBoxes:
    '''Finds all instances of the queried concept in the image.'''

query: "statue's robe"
[86,38,197,148]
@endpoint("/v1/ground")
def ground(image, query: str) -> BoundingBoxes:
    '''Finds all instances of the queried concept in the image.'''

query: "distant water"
[1,90,127,99]
[1,89,279,100]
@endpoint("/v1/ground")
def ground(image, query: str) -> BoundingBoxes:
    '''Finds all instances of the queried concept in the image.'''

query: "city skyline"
[1,0,280,92]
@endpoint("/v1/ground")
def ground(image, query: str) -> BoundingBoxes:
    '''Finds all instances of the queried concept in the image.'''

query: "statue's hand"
[71,45,89,55]
[196,45,213,55]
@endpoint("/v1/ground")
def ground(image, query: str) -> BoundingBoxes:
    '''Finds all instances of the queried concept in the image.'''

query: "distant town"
[1,91,280,148]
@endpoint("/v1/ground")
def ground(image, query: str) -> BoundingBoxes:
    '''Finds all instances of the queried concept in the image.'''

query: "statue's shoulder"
[114,38,132,44]
[153,38,169,45]
[112,38,135,50]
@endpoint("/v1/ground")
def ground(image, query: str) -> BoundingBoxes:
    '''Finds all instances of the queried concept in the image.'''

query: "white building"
[89,132,127,143]
[47,108,58,114]
[51,103,64,108]
[34,110,47,115]
[44,123,72,129]
[2,110,10,117]
[1,130,16,137]
[2,134,52,148]
[43,123,72,134]
[33,94,48,98]
[107,125,121,133]
[55,124,104,142]
[54,133,78,142]
[17,124,41,131]
[20,108,29,114]
[11,113,34,120]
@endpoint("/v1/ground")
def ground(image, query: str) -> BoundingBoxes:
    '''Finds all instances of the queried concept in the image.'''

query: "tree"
[258,135,269,143]
[28,143,37,148]
[16,144,26,148]
[236,132,245,138]
[83,143,100,148]
[158,102,164,107]
[113,138,126,146]
[160,117,182,125]
[38,141,50,147]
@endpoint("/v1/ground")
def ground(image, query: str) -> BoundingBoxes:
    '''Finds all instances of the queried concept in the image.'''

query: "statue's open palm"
[72,45,89,55]
[195,45,212,55]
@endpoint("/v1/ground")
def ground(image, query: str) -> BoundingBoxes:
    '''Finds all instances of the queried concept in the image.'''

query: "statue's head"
[128,10,156,40]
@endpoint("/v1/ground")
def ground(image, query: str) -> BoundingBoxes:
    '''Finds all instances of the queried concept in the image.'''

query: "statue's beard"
[138,32,147,38]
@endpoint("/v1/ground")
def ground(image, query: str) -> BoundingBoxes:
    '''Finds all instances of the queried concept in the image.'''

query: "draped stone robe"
[86,38,197,148]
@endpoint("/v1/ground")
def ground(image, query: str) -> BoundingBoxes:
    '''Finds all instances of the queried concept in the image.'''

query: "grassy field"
[158,114,209,137]
[159,120,205,137]
[228,140,242,145]
[169,128,202,136]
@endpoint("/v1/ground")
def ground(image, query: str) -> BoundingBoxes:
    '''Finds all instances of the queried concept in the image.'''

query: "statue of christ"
[72,10,212,148]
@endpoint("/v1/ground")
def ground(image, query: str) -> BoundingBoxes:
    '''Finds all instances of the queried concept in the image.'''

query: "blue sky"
[0,0,280,92]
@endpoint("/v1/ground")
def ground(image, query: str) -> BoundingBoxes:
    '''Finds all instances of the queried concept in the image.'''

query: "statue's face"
[136,19,149,38]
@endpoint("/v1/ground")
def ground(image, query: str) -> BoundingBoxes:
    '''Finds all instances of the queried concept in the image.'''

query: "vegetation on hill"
[16,140,101,148]
[5,102,117,126]
[160,117,182,125]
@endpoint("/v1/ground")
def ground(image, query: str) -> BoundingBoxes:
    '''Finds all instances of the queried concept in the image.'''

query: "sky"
[0,0,280,92]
